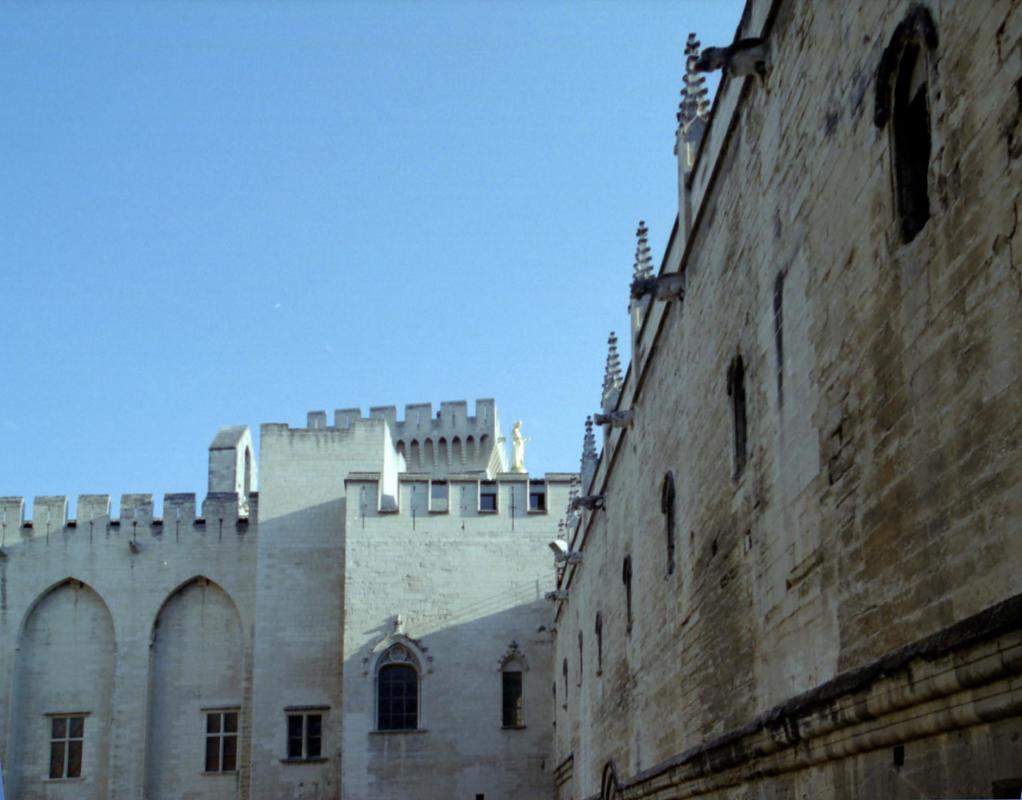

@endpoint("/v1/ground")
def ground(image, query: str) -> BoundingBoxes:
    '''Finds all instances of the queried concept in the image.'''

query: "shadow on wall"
[344,602,555,800]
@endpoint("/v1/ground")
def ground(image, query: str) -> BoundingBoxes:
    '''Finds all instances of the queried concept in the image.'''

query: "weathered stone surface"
[552,1,1022,798]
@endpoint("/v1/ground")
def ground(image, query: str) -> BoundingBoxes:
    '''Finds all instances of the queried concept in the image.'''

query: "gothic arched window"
[661,471,676,575]
[376,645,419,731]
[875,6,938,243]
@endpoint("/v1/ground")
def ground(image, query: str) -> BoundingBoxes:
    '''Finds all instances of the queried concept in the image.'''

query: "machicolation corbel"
[593,410,634,429]
[568,494,605,512]
[695,37,770,82]
[630,273,685,302]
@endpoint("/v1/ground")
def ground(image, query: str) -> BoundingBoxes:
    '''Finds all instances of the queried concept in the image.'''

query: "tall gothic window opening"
[661,471,676,575]
[727,355,748,479]
[377,645,419,731]
[875,7,937,243]
[501,670,524,728]
[892,41,931,241]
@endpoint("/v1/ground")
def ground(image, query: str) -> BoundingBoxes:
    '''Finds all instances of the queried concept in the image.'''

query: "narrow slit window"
[204,710,238,773]
[49,715,85,779]
[577,631,584,686]
[727,355,748,479]
[661,471,676,575]
[622,556,633,633]
[595,613,604,675]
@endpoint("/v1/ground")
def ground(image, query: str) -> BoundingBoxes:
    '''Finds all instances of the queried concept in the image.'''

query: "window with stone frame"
[285,709,324,761]
[501,669,524,728]
[377,645,419,731]
[49,714,85,779]
[204,709,238,773]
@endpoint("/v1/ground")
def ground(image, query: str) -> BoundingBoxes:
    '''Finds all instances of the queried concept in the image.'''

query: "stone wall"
[552,0,1022,797]
[340,472,571,800]
[0,487,256,800]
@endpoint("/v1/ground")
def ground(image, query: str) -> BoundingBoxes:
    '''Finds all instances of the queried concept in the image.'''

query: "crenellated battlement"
[0,491,258,542]
[306,398,496,434]
[301,398,505,475]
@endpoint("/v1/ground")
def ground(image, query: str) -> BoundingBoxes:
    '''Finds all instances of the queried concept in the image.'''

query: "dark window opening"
[661,471,676,575]
[577,631,583,686]
[378,664,418,731]
[727,355,748,479]
[528,482,547,512]
[502,671,524,728]
[893,41,931,242]
[773,271,785,405]
[595,613,604,674]
[562,658,568,703]
[622,556,633,633]
[287,713,322,760]
[892,744,905,768]
[479,481,498,513]
[49,715,85,779]
[205,710,238,773]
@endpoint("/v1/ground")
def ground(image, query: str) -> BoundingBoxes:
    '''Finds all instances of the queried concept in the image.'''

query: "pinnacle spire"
[579,417,597,493]
[633,220,653,281]
[601,332,623,414]
[677,33,710,131]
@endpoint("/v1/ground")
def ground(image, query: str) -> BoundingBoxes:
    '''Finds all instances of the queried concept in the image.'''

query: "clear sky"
[0,0,743,517]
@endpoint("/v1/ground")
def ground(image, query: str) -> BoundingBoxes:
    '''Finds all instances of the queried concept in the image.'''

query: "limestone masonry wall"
[553,0,1022,798]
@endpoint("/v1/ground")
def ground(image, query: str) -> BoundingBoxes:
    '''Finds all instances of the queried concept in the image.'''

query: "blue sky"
[0,0,742,517]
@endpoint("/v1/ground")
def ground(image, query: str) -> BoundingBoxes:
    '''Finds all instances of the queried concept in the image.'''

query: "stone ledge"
[595,594,1022,800]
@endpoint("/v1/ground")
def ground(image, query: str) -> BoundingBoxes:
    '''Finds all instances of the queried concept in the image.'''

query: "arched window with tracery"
[376,644,419,731]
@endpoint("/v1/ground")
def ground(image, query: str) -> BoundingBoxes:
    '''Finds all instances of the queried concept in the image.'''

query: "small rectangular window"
[49,715,85,779]
[479,481,498,513]
[502,671,524,728]
[528,481,547,512]
[204,710,238,773]
[429,480,449,513]
[286,712,323,761]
